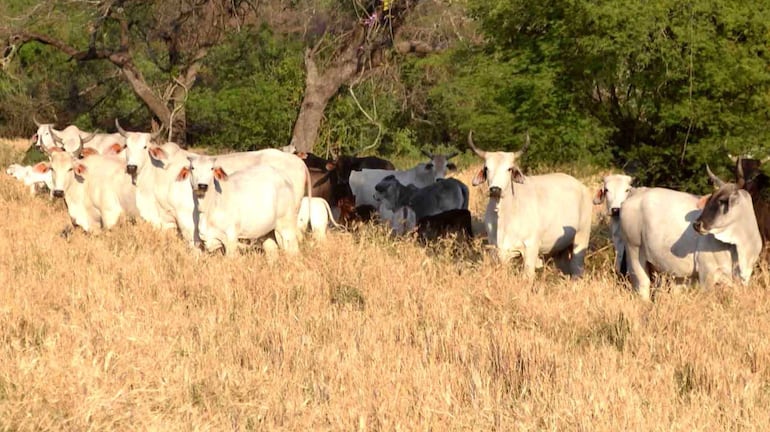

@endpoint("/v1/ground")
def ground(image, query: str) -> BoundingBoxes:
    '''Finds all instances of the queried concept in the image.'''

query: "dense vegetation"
[2,0,770,191]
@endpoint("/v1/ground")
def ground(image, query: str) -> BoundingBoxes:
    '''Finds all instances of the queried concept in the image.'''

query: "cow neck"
[711,211,763,280]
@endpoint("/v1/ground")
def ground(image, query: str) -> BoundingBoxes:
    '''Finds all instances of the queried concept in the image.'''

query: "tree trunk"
[290,31,364,153]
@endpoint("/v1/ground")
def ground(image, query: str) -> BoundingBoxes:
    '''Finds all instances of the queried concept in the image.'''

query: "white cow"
[35,118,126,157]
[593,174,639,275]
[117,127,199,247]
[6,163,53,195]
[621,174,761,301]
[193,163,300,255]
[348,152,459,207]
[184,148,312,231]
[42,148,137,233]
[297,197,342,241]
[468,132,593,277]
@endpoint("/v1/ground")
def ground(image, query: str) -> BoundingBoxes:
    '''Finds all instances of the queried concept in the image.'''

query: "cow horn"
[705,164,725,188]
[150,127,163,141]
[514,131,530,159]
[80,131,96,144]
[736,157,746,188]
[420,149,433,159]
[75,136,86,158]
[33,115,43,127]
[115,118,128,137]
[467,131,485,158]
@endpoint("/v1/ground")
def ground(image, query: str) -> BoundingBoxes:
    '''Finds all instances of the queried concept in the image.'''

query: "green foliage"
[186,27,305,151]
[466,0,770,192]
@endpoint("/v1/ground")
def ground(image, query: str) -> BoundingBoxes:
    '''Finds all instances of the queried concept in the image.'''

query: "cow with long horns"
[468,131,593,278]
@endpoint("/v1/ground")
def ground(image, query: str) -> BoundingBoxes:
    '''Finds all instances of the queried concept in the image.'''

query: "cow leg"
[275,228,300,254]
[521,247,540,279]
[101,209,122,230]
[569,231,590,278]
[263,237,279,261]
[625,245,651,301]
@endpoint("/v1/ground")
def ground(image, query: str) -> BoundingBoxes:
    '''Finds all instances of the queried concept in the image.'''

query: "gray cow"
[373,175,469,220]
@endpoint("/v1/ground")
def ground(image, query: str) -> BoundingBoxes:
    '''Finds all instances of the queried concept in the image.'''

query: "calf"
[415,209,474,243]
[297,196,342,241]
[374,176,469,220]
[336,196,378,226]
[593,174,636,275]
[6,163,53,195]
[348,152,459,207]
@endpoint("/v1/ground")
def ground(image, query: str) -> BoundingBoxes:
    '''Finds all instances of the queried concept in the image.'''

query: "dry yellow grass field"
[2,138,770,430]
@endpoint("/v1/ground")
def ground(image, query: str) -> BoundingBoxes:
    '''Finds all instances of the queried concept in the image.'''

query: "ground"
[2,138,770,430]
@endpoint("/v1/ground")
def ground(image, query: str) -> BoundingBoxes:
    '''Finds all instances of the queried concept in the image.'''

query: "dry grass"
[2,139,770,430]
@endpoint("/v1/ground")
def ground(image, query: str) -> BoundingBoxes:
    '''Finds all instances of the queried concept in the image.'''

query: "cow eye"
[425,163,434,169]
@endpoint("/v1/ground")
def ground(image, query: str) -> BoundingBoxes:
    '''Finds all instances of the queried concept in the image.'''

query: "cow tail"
[323,198,343,229]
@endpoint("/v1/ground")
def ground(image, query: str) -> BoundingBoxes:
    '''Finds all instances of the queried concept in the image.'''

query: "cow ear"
[447,162,457,172]
[729,190,742,207]
[471,168,486,186]
[593,188,605,205]
[79,147,99,158]
[697,194,710,209]
[213,166,229,181]
[511,167,526,184]
[33,162,50,173]
[74,163,87,176]
[108,143,124,155]
[176,166,191,181]
[148,146,167,161]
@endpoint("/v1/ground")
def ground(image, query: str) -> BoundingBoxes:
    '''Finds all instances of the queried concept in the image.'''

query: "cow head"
[594,174,633,217]
[47,149,78,198]
[694,166,753,236]
[373,174,405,210]
[694,183,751,236]
[187,155,224,198]
[116,118,162,177]
[420,149,459,182]
[468,131,528,199]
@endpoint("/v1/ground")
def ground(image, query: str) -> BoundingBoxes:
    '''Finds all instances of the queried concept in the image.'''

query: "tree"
[1,0,256,143]
[283,0,447,153]
[465,0,770,190]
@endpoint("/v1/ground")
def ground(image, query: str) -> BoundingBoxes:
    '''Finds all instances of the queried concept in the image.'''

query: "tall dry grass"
[2,138,770,430]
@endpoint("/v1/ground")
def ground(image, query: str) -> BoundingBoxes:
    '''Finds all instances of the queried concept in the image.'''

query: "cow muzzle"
[194,184,208,198]
[52,190,64,198]
[610,207,620,217]
[126,165,138,175]
[489,186,502,199]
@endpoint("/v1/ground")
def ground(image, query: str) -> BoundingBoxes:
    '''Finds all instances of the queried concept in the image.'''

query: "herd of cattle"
[4,119,770,301]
